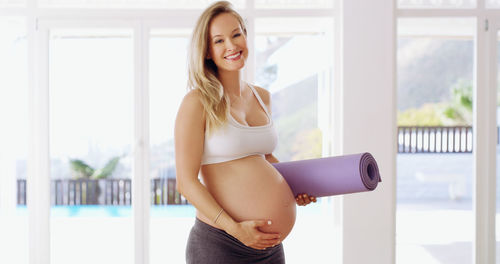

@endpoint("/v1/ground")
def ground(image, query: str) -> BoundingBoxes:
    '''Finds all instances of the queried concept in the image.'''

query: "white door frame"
[29,18,172,264]
[487,16,499,264]
[474,14,498,264]
[396,6,500,263]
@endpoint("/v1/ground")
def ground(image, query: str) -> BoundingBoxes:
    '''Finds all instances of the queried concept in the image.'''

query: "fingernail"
[268,220,272,225]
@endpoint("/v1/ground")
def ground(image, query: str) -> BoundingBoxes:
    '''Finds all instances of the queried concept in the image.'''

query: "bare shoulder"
[182,89,203,105]
[177,89,205,123]
[180,89,204,111]
[251,85,271,106]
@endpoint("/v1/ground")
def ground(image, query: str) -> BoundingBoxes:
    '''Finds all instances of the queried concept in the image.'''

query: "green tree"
[70,156,121,179]
[397,79,473,126]
[68,156,122,204]
[441,79,472,126]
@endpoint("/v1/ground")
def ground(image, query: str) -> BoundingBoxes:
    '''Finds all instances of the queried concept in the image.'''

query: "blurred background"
[0,0,499,263]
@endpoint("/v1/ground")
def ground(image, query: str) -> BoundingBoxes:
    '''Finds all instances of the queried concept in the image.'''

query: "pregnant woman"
[174,1,316,263]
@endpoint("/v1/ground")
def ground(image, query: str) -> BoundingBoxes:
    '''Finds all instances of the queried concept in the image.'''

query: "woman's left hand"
[295,193,317,206]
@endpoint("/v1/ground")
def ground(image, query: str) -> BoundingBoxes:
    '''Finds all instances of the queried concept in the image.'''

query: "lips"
[224,51,242,60]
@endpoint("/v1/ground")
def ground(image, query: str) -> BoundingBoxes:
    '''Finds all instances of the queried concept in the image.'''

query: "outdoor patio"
[5,127,500,264]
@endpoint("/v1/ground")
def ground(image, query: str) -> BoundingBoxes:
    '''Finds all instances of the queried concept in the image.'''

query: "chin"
[220,64,245,72]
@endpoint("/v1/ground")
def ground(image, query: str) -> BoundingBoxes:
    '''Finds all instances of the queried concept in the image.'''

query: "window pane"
[255,17,335,263]
[396,17,475,264]
[148,28,195,264]
[398,0,475,9]
[486,0,500,8]
[48,28,134,264]
[0,0,26,7]
[0,16,28,264]
[37,0,244,9]
[255,0,333,9]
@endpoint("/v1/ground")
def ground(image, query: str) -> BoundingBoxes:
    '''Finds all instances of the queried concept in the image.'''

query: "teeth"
[225,52,240,59]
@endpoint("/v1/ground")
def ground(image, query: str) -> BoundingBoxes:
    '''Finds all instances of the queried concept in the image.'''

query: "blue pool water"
[15,199,333,218]
[16,205,196,218]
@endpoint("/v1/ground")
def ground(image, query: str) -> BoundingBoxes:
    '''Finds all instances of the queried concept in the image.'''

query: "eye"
[214,39,223,44]
[233,33,241,38]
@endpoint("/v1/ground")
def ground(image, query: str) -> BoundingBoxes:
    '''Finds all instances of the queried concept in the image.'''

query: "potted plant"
[69,156,121,204]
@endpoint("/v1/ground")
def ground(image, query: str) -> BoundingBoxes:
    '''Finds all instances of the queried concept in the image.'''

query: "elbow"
[175,176,193,197]
[175,178,185,196]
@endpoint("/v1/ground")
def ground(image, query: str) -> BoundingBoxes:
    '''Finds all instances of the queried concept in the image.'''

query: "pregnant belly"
[200,157,297,240]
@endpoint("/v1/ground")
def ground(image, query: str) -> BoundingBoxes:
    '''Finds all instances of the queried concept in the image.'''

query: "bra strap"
[248,84,271,118]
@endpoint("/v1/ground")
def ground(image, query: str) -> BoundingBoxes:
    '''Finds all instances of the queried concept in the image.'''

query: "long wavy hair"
[187,1,247,134]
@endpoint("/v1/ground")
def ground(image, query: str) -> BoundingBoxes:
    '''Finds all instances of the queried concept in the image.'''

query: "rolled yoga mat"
[272,152,381,197]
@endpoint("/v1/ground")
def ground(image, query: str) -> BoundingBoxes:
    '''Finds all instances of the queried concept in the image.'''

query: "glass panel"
[255,0,333,9]
[255,17,334,263]
[148,28,195,264]
[396,18,475,264]
[486,0,500,8]
[38,0,244,9]
[49,28,134,264]
[398,0,475,9]
[0,0,26,7]
[0,17,28,264]
[496,29,500,264]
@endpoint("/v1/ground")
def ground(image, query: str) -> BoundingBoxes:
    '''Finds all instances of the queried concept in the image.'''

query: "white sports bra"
[201,84,278,165]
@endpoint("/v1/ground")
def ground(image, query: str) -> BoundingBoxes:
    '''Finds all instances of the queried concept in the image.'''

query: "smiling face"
[207,12,248,73]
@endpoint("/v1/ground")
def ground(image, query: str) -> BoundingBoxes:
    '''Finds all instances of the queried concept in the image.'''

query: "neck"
[217,69,244,97]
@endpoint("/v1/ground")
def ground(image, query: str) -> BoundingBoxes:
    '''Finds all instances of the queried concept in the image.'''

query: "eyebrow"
[211,28,241,39]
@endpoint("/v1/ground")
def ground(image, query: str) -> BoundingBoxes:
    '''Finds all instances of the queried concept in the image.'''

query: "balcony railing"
[16,126,497,206]
[398,126,476,153]
[17,178,188,206]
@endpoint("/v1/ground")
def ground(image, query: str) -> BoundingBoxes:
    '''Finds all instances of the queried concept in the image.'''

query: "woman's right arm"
[174,90,281,250]
[174,90,237,232]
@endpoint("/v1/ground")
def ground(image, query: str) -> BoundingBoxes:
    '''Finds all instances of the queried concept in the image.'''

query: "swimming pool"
[16,205,196,218]
[15,198,333,218]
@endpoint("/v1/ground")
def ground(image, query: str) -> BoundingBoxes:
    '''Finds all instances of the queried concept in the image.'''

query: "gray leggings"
[186,218,286,264]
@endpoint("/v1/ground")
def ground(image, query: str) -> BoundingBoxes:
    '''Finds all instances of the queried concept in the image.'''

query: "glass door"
[395,17,476,264]
[147,27,195,264]
[38,22,136,264]
[0,16,29,264]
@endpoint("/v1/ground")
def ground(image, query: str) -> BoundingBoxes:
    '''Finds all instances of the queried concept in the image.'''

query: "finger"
[260,233,281,240]
[295,195,304,205]
[259,237,281,244]
[305,194,316,201]
[302,194,311,204]
[257,239,279,247]
[254,220,272,227]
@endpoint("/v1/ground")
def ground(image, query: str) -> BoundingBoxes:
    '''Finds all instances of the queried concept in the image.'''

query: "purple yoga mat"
[272,152,381,197]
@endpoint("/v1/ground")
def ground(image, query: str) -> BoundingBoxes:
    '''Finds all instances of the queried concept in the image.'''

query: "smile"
[224,51,242,60]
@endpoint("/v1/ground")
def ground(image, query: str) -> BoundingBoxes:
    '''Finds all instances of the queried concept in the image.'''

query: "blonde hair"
[187,1,247,134]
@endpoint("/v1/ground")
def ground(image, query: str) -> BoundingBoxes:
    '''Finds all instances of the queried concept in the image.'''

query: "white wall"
[335,1,396,263]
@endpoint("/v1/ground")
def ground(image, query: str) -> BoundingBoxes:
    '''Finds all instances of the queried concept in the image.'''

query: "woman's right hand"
[230,220,281,250]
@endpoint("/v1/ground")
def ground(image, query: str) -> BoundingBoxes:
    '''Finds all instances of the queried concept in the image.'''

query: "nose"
[225,38,236,50]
